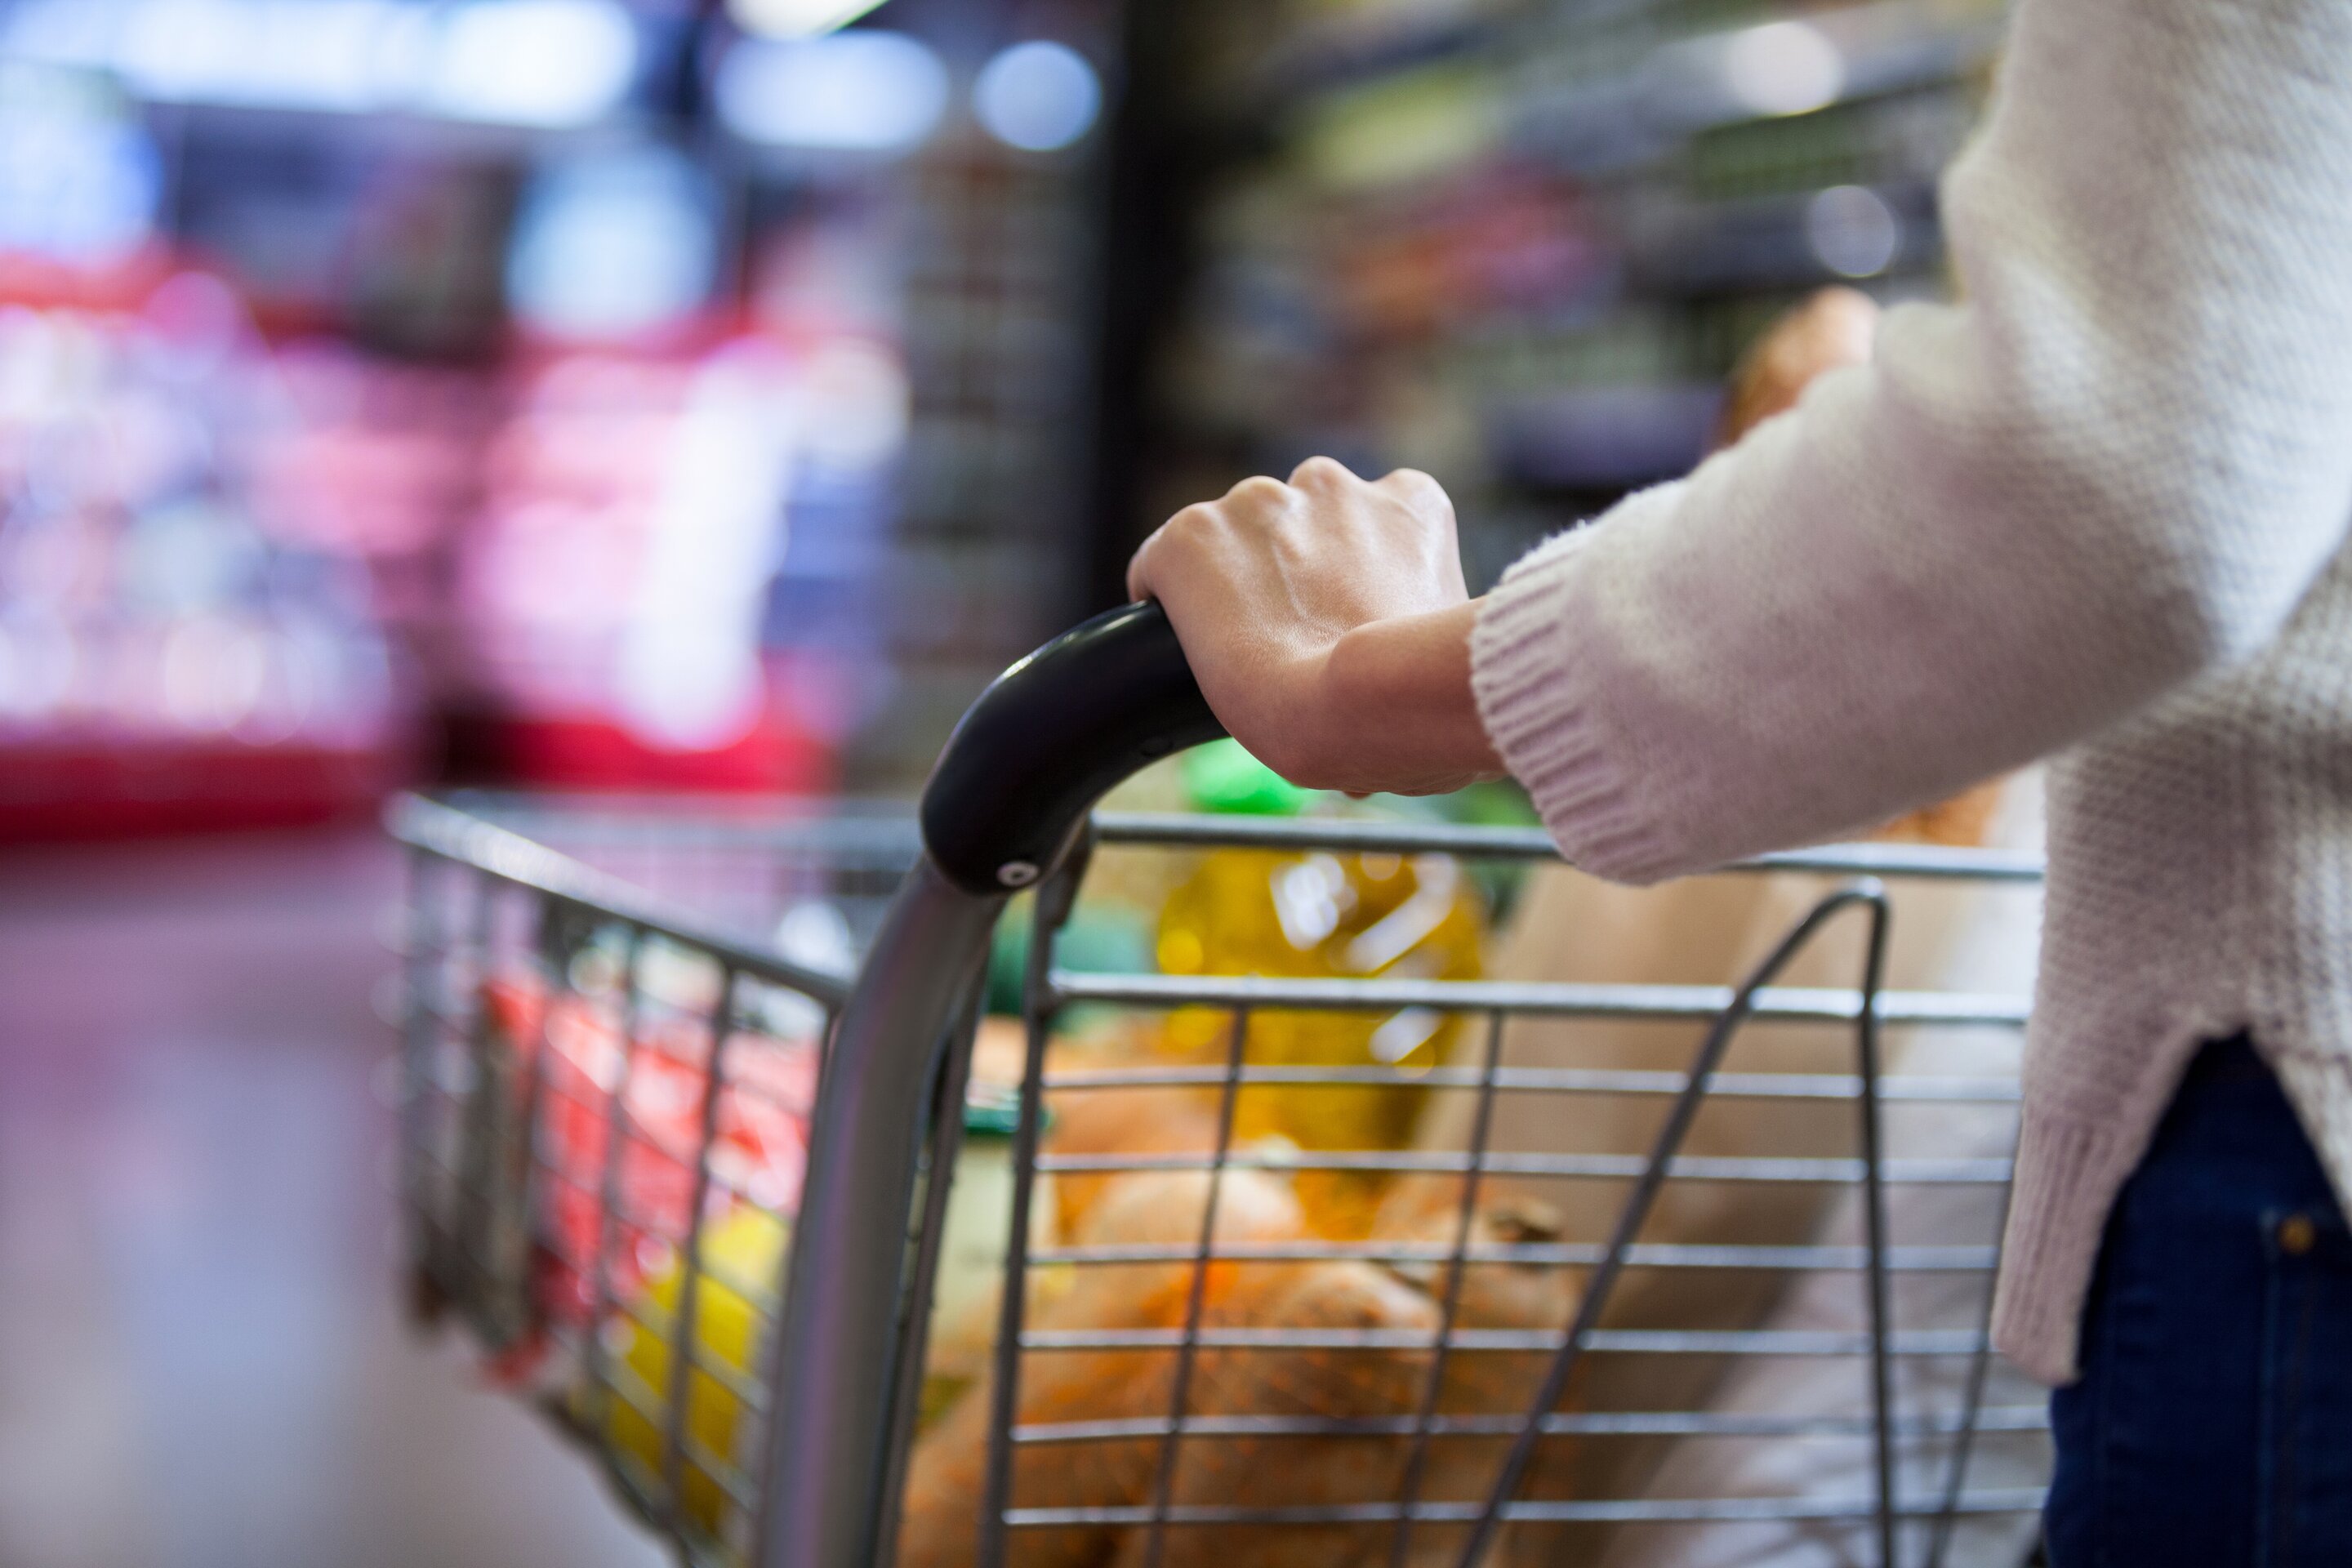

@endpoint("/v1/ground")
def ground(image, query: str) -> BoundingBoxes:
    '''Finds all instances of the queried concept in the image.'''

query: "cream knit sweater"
[1469,0,2352,1385]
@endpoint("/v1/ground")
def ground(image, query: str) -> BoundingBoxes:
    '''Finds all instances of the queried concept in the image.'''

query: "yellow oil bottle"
[1156,742,1485,1236]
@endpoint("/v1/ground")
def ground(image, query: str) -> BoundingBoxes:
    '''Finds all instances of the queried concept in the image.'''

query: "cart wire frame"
[391,796,2047,1568]
[390,604,2051,1568]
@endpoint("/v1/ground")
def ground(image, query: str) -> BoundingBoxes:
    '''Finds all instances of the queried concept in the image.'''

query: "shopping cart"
[390,602,2051,1568]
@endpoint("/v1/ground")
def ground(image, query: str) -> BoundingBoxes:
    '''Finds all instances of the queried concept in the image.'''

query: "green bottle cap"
[1183,738,1311,817]
[964,1087,1023,1138]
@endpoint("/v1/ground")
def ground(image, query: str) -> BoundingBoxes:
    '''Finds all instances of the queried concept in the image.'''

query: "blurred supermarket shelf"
[1515,0,2006,174]
[1102,0,2010,605]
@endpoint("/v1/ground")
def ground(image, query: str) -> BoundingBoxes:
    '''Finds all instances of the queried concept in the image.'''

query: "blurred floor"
[0,831,667,1568]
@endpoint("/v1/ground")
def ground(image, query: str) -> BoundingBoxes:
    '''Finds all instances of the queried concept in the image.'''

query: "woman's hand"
[1127,457,1504,796]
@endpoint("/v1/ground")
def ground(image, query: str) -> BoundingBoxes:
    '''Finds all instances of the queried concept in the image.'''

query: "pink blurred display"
[0,264,427,837]
[448,332,868,796]
[0,234,912,815]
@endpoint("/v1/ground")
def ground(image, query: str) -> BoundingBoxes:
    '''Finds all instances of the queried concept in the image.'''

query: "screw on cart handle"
[919,599,1228,895]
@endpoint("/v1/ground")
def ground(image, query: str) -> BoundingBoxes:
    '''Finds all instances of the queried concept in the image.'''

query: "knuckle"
[1290,455,1352,488]
[1382,467,1453,514]
[1160,503,1217,543]
[1125,533,1160,595]
[1227,474,1292,509]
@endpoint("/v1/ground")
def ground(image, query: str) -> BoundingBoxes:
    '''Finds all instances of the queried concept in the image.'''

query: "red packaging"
[481,975,820,1333]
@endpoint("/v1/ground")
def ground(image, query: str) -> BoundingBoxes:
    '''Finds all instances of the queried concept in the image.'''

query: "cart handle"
[920,599,1229,895]
[761,601,1223,1568]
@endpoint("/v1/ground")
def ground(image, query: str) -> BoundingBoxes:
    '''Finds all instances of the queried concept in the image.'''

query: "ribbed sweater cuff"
[1469,485,1688,884]
[1990,1106,2140,1386]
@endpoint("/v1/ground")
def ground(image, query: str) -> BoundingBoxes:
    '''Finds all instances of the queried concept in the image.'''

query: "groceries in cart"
[408,869,831,1541]
[893,764,2042,1568]
[397,677,2047,1568]
[1153,741,1490,1236]
[479,943,816,1338]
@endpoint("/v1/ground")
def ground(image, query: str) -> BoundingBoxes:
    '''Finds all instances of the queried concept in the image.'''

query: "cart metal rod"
[1040,1062,2025,1102]
[426,1024,2029,1105]
[978,853,1087,1568]
[1012,1405,2051,1443]
[1091,812,2047,882]
[1026,1240,2002,1271]
[756,859,1003,1568]
[388,795,853,1005]
[657,968,742,1532]
[581,926,650,1443]
[1389,1010,1506,1568]
[1850,893,1901,1568]
[1451,888,1887,1568]
[1020,1326,1993,1355]
[439,789,924,859]
[869,974,984,1568]
[1138,1004,1253,1568]
[1931,1164,2021,1568]
[1050,971,2031,1027]
[420,798,2044,879]
[1002,1490,2050,1528]
[1032,1150,2014,1183]
[596,1359,764,1512]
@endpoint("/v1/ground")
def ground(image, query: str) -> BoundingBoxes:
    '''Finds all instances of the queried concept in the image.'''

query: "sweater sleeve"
[1473,0,2352,884]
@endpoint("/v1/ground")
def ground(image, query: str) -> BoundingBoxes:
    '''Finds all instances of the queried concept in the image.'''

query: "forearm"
[1481,0,2352,882]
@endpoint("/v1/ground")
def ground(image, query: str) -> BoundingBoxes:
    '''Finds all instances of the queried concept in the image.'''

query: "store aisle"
[0,832,666,1568]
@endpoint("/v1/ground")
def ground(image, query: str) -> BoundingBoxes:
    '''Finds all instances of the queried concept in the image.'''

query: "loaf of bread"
[896,1165,1307,1568]
[1106,1258,1441,1568]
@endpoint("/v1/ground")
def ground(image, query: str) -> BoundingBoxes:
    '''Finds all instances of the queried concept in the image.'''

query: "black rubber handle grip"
[920,601,1227,896]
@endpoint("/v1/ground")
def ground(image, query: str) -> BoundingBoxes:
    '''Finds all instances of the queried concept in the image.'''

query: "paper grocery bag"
[1388,780,2038,1562]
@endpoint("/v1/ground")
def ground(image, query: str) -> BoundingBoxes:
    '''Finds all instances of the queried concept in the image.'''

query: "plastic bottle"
[1155,742,1486,1236]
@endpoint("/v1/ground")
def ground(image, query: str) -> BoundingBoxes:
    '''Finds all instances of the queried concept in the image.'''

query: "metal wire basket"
[390,604,2051,1568]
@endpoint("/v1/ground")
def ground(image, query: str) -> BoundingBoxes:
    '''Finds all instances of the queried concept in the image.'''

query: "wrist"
[1311,602,1503,795]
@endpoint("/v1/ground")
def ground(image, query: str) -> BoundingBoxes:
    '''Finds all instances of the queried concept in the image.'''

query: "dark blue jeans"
[2043,1036,2352,1566]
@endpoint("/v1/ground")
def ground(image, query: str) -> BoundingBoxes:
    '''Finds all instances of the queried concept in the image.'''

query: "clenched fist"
[1128,457,1503,796]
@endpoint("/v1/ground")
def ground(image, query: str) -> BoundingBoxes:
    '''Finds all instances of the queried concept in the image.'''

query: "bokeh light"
[1806,184,1902,278]
[716,31,950,152]
[506,149,719,340]
[1722,20,1844,118]
[973,40,1102,152]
